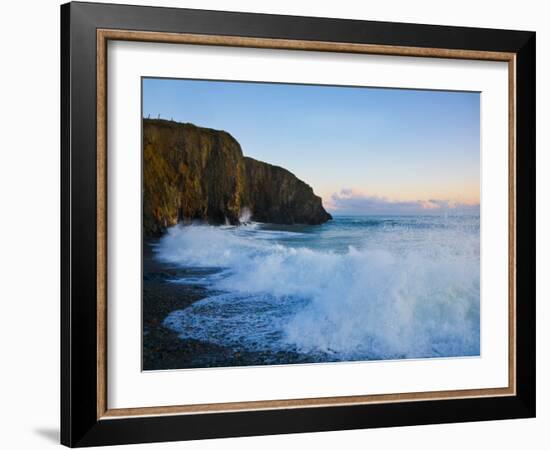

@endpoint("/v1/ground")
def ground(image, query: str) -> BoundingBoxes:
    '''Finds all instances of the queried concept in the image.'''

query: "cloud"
[327,189,479,215]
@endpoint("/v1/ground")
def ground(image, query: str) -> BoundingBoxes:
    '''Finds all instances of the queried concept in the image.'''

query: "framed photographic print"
[61,1,536,447]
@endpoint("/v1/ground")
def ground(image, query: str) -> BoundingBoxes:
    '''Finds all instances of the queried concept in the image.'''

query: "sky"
[143,78,480,215]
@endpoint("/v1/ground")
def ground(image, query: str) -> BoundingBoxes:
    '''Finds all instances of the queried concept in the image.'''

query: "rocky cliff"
[143,119,332,236]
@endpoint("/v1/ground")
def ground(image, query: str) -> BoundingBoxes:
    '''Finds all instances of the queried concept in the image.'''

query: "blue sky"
[143,78,480,215]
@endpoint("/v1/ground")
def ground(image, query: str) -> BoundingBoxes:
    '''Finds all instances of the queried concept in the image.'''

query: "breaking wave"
[157,216,480,361]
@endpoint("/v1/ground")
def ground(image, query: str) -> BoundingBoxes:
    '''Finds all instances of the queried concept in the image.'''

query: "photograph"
[141,78,481,371]
[55,2,537,446]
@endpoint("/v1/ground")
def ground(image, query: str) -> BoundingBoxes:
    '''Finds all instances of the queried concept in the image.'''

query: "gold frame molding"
[96,29,517,420]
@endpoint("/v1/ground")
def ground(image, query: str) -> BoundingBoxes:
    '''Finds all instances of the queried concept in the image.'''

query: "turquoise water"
[156,215,480,363]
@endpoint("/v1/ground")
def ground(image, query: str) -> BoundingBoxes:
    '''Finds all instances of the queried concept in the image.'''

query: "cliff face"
[143,119,332,236]
[242,157,332,225]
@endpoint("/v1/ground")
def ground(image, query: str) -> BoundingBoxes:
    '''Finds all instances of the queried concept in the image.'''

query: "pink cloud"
[327,189,479,215]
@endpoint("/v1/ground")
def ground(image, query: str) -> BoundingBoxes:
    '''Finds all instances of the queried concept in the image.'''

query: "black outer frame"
[60,1,536,447]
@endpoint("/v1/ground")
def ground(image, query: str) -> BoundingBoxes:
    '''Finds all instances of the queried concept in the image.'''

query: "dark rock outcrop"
[143,119,331,236]
[242,157,331,225]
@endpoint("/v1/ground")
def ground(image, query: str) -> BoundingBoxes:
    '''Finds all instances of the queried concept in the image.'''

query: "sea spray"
[239,207,253,224]
[157,216,480,361]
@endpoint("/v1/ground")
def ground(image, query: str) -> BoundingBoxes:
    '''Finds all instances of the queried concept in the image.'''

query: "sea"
[154,215,480,364]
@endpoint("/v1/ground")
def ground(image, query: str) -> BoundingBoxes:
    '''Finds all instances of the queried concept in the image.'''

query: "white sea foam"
[158,217,480,361]
[239,207,253,224]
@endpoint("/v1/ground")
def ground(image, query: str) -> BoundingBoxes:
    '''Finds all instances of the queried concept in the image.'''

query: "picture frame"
[61,1,536,447]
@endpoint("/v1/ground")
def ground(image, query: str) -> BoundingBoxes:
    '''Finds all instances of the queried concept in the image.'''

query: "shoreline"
[142,239,317,370]
[143,213,480,369]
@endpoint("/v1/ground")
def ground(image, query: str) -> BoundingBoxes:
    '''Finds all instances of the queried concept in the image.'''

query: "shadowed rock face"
[242,157,332,225]
[143,119,332,236]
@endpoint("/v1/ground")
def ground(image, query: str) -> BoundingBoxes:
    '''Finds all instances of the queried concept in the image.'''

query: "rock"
[242,157,332,225]
[143,119,332,236]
